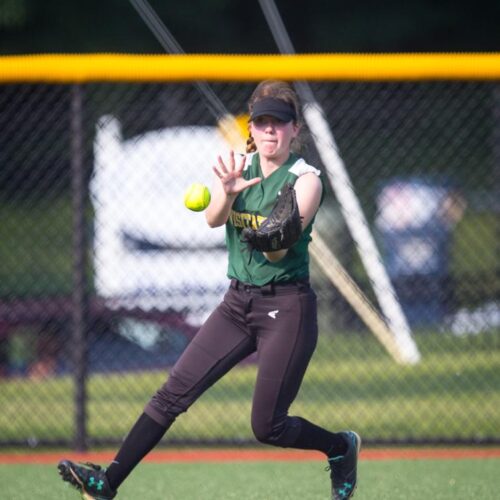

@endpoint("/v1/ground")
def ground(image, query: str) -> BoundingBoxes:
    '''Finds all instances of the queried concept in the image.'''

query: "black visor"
[249,97,297,123]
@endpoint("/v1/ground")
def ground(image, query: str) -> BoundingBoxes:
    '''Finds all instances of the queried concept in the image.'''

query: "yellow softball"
[184,183,211,212]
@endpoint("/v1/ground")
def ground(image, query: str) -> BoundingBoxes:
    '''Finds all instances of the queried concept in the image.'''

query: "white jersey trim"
[288,158,321,177]
[243,152,255,170]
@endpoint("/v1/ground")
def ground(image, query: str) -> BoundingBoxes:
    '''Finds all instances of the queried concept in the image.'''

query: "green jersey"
[226,152,322,286]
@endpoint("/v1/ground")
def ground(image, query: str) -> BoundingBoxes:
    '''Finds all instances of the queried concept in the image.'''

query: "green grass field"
[0,458,499,499]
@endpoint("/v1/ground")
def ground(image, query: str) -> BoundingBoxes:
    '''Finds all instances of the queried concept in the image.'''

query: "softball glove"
[241,183,302,252]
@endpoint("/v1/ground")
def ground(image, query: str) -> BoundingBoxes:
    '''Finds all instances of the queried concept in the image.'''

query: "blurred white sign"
[91,116,229,324]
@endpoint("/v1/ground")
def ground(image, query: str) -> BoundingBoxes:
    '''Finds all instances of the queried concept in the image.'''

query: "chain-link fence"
[0,80,499,449]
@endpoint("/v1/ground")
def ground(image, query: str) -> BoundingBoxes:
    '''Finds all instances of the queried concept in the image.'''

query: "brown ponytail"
[246,134,257,153]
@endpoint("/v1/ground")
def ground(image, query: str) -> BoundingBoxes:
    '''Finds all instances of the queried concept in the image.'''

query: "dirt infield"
[1,447,500,464]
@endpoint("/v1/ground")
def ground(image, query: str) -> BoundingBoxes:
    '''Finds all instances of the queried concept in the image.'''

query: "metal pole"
[129,0,227,121]
[257,0,420,363]
[70,84,88,451]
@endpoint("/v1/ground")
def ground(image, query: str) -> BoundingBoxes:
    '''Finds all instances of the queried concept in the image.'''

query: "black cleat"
[326,431,361,499]
[58,459,117,499]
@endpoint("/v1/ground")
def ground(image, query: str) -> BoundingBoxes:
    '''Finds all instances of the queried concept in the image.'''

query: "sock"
[290,417,348,458]
[105,412,168,490]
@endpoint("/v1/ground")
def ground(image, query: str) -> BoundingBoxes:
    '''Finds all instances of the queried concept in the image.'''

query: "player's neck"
[259,152,289,178]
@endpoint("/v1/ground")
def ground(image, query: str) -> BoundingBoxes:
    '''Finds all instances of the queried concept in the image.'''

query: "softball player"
[58,80,360,500]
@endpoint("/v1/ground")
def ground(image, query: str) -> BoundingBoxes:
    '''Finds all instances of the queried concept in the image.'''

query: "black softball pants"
[145,279,318,447]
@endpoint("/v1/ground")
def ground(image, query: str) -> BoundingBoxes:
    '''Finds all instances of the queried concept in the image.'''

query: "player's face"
[250,115,299,164]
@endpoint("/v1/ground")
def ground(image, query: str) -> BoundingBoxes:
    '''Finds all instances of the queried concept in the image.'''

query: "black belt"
[230,278,310,295]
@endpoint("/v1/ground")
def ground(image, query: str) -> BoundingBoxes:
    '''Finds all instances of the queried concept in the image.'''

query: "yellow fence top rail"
[1,53,499,83]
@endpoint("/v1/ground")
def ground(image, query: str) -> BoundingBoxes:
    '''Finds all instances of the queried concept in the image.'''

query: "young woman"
[58,80,360,500]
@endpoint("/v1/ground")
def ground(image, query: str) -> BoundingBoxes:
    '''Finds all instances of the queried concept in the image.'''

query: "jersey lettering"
[229,210,266,230]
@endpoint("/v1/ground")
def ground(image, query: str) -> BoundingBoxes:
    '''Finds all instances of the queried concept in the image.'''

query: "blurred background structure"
[0,0,499,54]
[0,1,499,450]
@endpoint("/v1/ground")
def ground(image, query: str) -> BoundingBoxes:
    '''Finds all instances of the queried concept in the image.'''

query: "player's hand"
[212,151,261,196]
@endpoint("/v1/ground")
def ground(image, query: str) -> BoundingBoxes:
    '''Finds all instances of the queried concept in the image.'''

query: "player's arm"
[263,173,322,262]
[294,172,323,229]
[206,151,261,228]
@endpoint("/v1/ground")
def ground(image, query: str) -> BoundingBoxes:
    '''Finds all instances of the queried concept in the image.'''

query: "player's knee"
[145,377,191,424]
[251,415,285,445]
[252,422,276,444]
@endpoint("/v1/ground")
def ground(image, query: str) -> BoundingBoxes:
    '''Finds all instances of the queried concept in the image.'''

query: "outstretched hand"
[213,151,261,196]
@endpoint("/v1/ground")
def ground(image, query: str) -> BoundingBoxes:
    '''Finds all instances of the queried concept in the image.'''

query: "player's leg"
[249,284,360,499]
[144,296,254,427]
[249,285,337,450]
[59,287,254,496]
